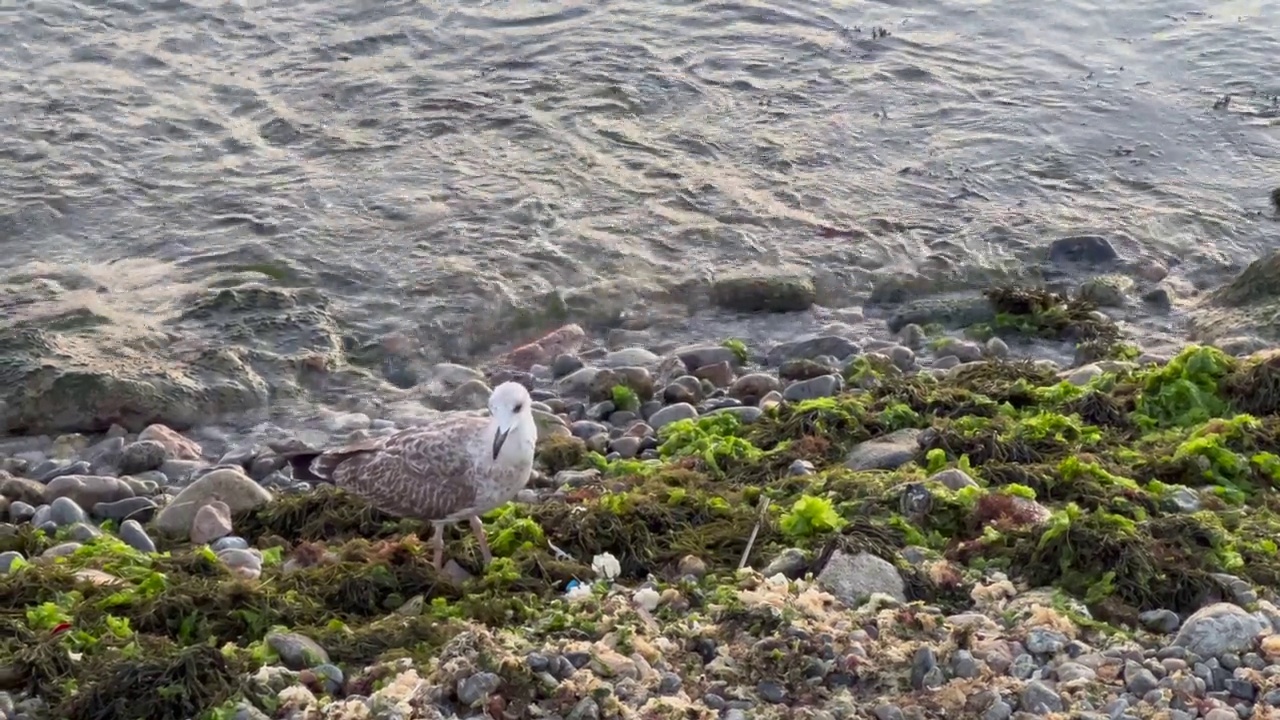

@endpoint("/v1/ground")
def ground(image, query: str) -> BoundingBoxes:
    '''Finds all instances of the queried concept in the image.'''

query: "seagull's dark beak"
[492,426,511,461]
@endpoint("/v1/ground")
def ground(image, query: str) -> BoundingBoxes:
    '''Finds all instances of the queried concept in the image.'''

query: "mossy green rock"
[710,274,816,314]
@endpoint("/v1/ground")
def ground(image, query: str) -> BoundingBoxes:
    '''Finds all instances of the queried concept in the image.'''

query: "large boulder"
[0,277,361,434]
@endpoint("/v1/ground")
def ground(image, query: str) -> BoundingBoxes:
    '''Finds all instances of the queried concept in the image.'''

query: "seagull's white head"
[488,381,536,464]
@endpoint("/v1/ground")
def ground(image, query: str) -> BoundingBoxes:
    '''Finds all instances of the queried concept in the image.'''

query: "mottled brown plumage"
[285,382,538,569]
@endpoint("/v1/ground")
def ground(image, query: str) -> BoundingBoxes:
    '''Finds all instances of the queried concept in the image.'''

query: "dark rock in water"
[1049,235,1119,264]
[710,273,816,314]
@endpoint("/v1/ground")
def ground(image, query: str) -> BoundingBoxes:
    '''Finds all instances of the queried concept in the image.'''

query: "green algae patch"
[14,338,1280,715]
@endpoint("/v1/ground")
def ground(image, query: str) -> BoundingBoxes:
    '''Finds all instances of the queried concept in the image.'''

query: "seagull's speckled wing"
[317,415,490,522]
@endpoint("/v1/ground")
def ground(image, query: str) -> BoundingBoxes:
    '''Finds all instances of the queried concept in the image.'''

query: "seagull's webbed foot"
[469,515,494,566]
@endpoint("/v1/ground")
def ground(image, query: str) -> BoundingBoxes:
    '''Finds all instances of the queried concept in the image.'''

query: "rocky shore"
[5,253,1280,720]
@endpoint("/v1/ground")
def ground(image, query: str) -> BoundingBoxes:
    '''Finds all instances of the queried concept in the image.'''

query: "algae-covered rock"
[1077,274,1134,307]
[154,467,273,537]
[710,273,816,314]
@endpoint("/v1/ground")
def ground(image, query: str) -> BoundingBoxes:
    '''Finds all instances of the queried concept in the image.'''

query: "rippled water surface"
[2,0,1278,355]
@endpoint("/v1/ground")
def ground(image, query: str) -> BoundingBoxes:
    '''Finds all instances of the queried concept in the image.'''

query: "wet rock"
[0,316,272,435]
[503,324,587,371]
[887,297,996,334]
[706,406,762,424]
[710,273,816,314]
[674,345,740,372]
[845,429,922,471]
[551,354,584,379]
[154,467,272,537]
[8,501,35,524]
[817,550,907,606]
[1049,235,1119,264]
[588,367,654,403]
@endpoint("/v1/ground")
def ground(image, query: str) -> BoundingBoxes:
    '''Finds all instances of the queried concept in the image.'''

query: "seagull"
[283,381,538,570]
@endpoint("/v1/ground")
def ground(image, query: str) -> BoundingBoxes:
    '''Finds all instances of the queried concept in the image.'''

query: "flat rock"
[0,476,49,506]
[154,467,272,538]
[767,335,859,366]
[845,429,923,471]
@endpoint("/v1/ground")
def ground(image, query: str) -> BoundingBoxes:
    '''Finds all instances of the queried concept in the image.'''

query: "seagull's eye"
[514,403,524,413]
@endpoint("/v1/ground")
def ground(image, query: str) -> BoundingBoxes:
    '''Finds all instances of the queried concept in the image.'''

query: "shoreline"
[4,270,1280,719]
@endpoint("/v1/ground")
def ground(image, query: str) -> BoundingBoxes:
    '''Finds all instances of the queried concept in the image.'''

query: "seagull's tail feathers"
[282,451,331,483]
[272,437,387,484]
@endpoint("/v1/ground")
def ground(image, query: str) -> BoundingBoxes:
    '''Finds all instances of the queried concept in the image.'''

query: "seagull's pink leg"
[429,522,446,571]
[469,515,494,566]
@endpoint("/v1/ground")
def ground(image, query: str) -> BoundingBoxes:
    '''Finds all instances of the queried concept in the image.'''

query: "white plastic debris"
[633,587,661,612]
[591,552,621,580]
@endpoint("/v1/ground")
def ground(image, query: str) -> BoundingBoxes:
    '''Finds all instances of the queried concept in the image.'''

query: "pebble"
[118,519,157,553]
